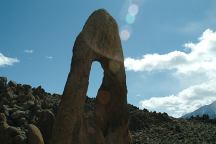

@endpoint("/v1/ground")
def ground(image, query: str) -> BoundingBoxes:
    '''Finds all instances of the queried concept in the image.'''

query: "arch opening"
[87,61,103,98]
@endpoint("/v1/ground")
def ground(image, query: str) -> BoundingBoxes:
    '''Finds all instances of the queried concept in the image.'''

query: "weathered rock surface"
[27,124,44,144]
[0,77,7,89]
[0,76,60,144]
[0,113,27,144]
[36,110,54,144]
[51,9,130,144]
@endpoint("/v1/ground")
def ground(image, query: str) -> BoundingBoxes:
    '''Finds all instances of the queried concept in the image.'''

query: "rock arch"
[87,61,103,98]
[51,9,130,144]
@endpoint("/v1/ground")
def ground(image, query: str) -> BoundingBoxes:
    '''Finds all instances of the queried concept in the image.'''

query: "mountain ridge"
[182,101,216,119]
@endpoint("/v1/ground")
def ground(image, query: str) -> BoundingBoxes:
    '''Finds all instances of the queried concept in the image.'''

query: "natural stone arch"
[87,61,103,98]
[51,9,130,144]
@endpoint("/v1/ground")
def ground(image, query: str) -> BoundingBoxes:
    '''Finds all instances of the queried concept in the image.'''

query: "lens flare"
[120,29,131,41]
[128,4,139,16]
[120,0,144,41]
[126,14,136,24]
[109,61,120,73]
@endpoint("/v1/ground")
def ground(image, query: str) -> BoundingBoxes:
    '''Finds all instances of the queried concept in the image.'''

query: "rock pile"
[1,77,216,144]
[0,77,59,144]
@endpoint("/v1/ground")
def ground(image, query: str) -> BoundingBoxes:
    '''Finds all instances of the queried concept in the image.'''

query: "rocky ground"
[0,77,216,144]
[129,106,216,144]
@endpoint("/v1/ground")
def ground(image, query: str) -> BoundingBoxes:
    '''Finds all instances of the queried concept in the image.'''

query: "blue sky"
[1,0,216,117]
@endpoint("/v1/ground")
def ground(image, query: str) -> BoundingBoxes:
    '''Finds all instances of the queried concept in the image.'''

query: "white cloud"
[24,49,34,54]
[46,56,53,60]
[125,51,188,72]
[0,53,19,67]
[125,29,216,117]
[125,29,216,76]
[140,81,216,118]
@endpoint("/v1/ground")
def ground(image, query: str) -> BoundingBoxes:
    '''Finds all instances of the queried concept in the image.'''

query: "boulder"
[32,86,45,99]
[0,113,7,123]
[36,110,55,144]
[16,93,35,103]
[11,110,26,120]
[0,113,8,144]
[13,134,27,144]
[51,9,130,144]
[23,101,35,110]
[27,124,44,144]
[6,126,22,137]
[0,77,7,89]
[23,84,32,93]
[8,80,17,87]
[2,126,25,144]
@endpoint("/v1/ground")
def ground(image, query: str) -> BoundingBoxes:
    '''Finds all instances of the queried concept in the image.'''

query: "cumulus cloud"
[140,80,216,118]
[125,51,188,72]
[125,29,216,75]
[125,29,216,117]
[0,53,19,67]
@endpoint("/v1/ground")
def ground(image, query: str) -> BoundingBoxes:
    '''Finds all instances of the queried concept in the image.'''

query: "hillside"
[0,77,216,144]
[182,101,216,119]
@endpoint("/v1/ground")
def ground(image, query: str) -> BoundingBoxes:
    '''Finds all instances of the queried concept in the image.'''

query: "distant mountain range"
[182,101,216,119]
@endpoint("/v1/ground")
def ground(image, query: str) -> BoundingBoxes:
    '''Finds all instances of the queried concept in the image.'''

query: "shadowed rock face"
[51,9,130,144]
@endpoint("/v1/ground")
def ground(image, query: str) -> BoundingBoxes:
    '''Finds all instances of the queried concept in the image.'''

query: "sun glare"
[120,0,143,41]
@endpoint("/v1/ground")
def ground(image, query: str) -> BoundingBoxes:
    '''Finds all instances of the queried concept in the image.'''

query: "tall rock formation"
[51,9,130,144]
